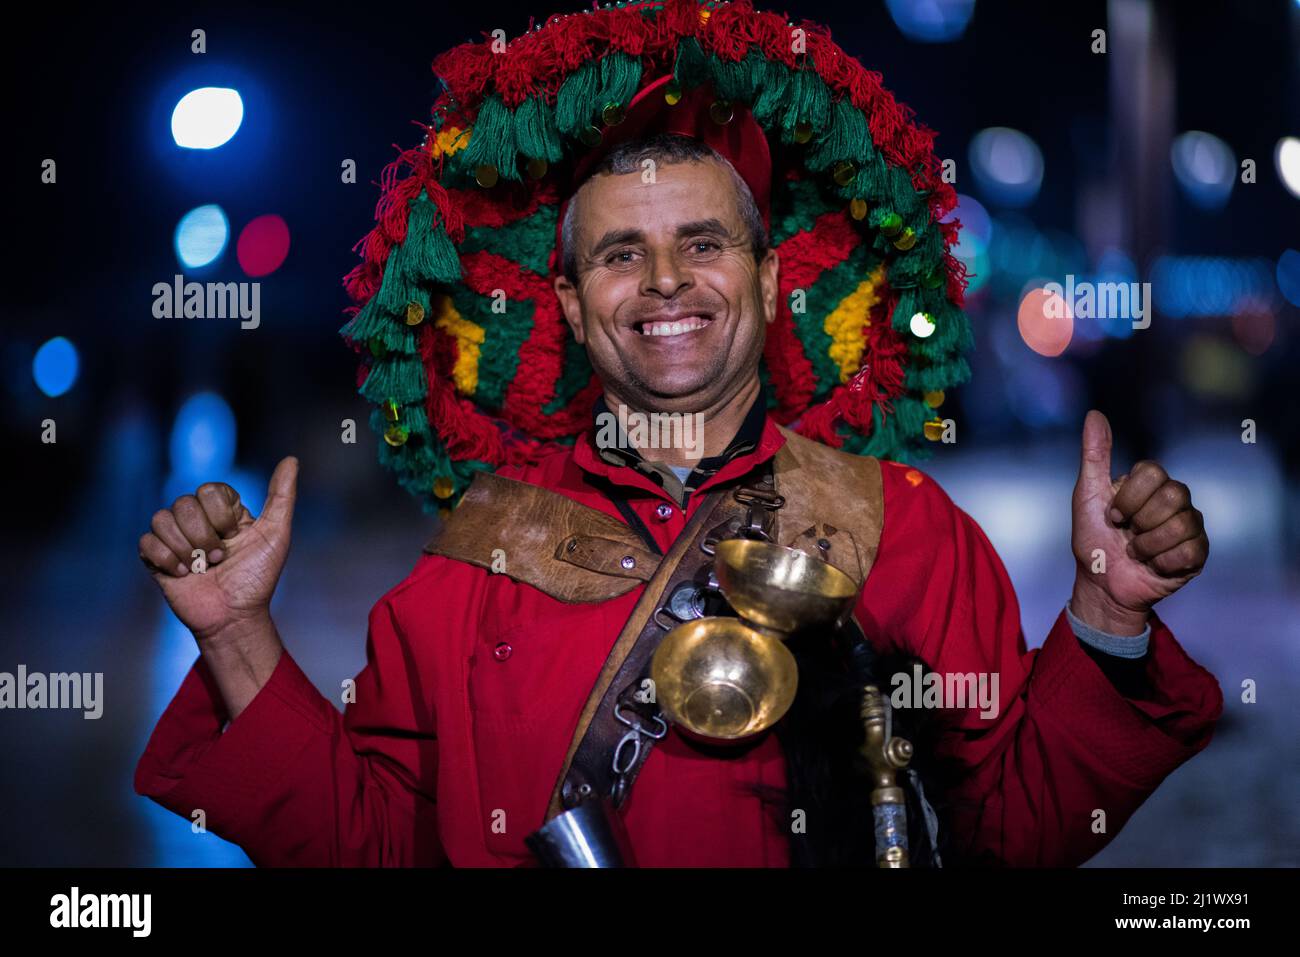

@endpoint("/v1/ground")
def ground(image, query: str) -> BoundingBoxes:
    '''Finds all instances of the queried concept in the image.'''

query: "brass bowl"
[713,539,858,633]
[650,617,798,740]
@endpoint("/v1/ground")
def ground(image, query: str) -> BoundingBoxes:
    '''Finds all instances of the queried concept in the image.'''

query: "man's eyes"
[690,240,722,255]
[603,241,723,265]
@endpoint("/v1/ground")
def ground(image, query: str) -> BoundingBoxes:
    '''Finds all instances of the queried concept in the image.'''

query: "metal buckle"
[701,517,742,556]
[733,478,784,542]
[733,486,785,509]
[613,701,668,740]
[610,702,668,806]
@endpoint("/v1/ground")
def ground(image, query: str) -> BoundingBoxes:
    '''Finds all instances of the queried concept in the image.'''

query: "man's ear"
[759,247,780,325]
[554,273,586,344]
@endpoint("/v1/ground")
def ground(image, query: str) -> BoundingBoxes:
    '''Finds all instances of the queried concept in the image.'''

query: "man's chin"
[623,376,718,411]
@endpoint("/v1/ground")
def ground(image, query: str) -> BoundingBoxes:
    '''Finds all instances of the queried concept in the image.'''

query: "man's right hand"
[138,457,299,643]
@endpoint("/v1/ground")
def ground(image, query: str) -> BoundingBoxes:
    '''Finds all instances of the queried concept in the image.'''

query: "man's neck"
[602,378,763,469]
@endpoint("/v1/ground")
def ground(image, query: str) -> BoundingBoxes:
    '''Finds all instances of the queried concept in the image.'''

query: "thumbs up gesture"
[1071,411,1208,633]
[138,457,299,643]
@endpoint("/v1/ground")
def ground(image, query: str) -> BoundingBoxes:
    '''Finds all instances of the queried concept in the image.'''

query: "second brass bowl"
[650,617,798,741]
[713,539,858,633]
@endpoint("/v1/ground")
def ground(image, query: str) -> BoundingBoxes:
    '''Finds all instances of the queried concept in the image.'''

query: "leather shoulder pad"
[423,471,658,604]
[772,425,885,589]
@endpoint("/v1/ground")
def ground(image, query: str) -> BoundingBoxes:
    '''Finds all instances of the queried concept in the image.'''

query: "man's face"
[554,158,779,415]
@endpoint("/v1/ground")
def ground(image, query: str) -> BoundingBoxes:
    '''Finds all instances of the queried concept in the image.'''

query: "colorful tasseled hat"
[341,0,972,513]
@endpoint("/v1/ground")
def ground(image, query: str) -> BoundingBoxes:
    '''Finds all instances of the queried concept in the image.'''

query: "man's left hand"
[1070,410,1209,635]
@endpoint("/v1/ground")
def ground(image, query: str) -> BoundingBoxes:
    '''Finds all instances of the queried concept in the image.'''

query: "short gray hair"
[561,132,768,283]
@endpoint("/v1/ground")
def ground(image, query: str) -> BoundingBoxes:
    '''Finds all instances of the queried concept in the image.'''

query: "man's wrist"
[197,609,276,647]
[1070,574,1150,637]
[197,612,284,721]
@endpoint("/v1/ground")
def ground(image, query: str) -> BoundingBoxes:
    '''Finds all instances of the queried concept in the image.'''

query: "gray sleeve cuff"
[1065,603,1150,659]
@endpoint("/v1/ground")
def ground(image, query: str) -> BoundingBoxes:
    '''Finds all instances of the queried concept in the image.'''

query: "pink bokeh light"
[236,214,291,277]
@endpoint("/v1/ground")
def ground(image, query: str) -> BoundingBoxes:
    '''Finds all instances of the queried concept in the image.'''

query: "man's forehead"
[577,160,743,233]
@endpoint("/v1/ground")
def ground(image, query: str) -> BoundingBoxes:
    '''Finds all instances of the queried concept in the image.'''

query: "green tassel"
[341,306,418,355]
[513,95,565,163]
[860,395,930,461]
[709,48,765,105]
[887,166,924,224]
[672,37,710,89]
[360,355,427,405]
[780,70,831,143]
[374,418,437,477]
[751,59,792,126]
[463,94,520,181]
[597,52,642,111]
[805,97,873,172]
[905,355,971,394]
[339,294,420,355]
[367,398,429,437]
[889,232,945,291]
[855,151,891,205]
[400,193,461,284]
[555,61,602,136]
[373,248,425,316]
[891,288,923,334]
[886,246,928,289]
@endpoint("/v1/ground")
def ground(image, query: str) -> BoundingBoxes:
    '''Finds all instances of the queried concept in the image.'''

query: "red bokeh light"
[1017,287,1073,357]
[236,214,290,277]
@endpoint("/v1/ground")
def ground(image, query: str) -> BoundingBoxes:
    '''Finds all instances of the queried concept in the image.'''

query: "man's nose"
[641,245,693,299]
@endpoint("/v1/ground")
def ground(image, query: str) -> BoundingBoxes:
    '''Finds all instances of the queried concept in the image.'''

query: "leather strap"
[543,482,747,820]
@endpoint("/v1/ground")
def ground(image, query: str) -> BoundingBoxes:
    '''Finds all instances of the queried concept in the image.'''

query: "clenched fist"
[138,457,299,643]
[1071,411,1209,634]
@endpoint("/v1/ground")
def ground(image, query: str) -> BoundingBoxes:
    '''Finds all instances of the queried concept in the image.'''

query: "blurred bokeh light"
[32,336,79,398]
[171,87,244,149]
[236,213,291,277]
[174,204,229,269]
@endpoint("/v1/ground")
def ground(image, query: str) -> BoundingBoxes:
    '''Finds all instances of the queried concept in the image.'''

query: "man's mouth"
[633,315,714,338]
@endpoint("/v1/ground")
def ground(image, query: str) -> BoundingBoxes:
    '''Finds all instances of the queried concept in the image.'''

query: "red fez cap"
[554,74,772,267]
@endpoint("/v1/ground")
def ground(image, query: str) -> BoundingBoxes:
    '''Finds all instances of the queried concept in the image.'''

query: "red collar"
[571,412,788,504]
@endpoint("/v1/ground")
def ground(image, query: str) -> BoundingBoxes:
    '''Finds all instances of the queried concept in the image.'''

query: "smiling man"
[134,0,1223,868]
[554,133,779,480]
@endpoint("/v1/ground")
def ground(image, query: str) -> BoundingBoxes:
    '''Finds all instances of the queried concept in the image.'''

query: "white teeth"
[639,316,710,336]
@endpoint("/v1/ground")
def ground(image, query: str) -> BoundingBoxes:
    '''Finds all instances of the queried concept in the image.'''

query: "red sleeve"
[133,565,446,867]
[855,462,1223,867]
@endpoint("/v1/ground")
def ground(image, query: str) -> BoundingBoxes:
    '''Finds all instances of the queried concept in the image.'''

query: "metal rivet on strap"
[621,555,636,570]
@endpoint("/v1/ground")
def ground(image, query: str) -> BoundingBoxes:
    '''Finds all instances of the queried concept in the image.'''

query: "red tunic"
[134,417,1223,866]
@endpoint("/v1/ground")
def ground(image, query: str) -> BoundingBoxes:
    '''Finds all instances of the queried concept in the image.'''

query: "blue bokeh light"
[174,204,229,269]
[1151,255,1275,318]
[1170,131,1235,211]
[1277,249,1300,307]
[885,0,977,43]
[969,128,1044,208]
[33,337,79,397]
[169,392,237,477]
